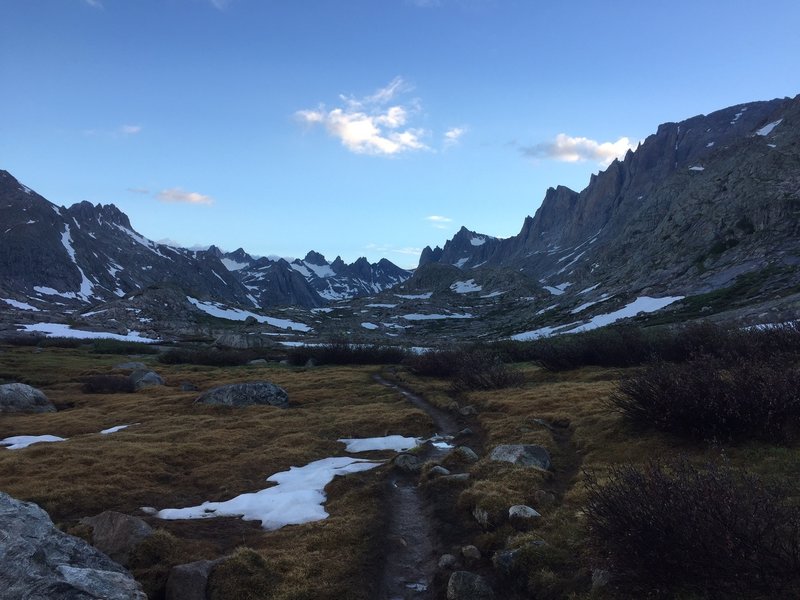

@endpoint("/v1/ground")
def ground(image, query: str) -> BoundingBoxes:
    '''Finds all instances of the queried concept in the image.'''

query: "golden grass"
[0,346,431,598]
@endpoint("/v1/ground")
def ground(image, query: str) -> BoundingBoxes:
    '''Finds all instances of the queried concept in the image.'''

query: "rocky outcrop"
[165,559,221,600]
[0,383,55,413]
[129,369,164,390]
[194,381,289,408]
[0,492,146,599]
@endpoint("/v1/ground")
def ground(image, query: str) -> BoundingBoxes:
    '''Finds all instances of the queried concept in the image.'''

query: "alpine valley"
[2,94,799,348]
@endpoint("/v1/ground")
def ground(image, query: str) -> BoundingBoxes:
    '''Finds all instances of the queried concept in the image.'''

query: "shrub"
[208,547,279,600]
[612,355,800,442]
[81,374,136,394]
[585,459,800,598]
[157,347,261,366]
[38,337,84,348]
[286,340,407,366]
[90,339,159,355]
[406,347,523,391]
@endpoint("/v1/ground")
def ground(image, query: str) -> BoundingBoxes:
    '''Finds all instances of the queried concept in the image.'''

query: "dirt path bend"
[372,373,461,600]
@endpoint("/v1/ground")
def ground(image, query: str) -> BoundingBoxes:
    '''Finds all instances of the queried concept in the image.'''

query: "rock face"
[0,492,146,599]
[489,444,551,470]
[0,383,55,413]
[194,381,289,408]
[80,511,153,567]
[446,571,495,600]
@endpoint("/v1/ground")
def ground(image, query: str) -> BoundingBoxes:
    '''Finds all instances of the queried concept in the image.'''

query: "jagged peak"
[303,250,327,265]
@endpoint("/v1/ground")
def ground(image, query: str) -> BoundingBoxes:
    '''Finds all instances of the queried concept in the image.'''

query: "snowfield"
[18,323,158,342]
[187,296,311,332]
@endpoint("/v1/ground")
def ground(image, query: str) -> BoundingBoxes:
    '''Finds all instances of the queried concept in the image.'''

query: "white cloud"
[296,77,429,156]
[444,126,467,147]
[425,215,452,229]
[120,124,142,135]
[209,0,232,9]
[84,0,103,8]
[157,188,214,206]
[521,133,635,166]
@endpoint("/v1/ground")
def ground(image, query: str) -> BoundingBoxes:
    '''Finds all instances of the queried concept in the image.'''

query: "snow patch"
[221,258,249,271]
[470,236,486,246]
[100,424,138,435]
[361,322,379,330]
[2,298,40,311]
[401,313,473,321]
[19,323,158,342]
[339,435,420,452]
[395,292,432,300]
[1,435,66,450]
[689,166,705,171]
[450,279,482,294]
[453,257,469,268]
[187,297,311,332]
[756,119,782,136]
[154,457,381,530]
[366,303,397,308]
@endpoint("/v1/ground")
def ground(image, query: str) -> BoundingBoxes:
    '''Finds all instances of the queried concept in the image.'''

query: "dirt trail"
[372,373,460,600]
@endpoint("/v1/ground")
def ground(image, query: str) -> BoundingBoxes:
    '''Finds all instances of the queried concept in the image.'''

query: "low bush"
[611,355,800,442]
[508,321,800,372]
[286,340,407,366]
[90,339,159,355]
[81,374,136,394]
[586,459,800,598]
[157,347,260,366]
[406,346,523,391]
[38,337,84,348]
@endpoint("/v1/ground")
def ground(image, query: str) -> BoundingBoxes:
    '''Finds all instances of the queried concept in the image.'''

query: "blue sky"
[2,0,799,268]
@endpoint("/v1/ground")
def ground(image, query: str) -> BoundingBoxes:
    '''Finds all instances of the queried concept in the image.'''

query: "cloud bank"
[425,215,452,229]
[296,77,428,156]
[521,134,635,166]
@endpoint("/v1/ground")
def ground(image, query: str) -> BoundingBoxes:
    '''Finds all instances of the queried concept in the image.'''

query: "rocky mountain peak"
[303,250,327,265]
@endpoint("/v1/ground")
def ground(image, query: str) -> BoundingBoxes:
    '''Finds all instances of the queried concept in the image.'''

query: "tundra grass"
[0,346,434,599]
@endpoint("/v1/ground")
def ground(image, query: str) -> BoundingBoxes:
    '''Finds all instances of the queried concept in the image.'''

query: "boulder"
[446,571,495,600]
[508,505,541,531]
[438,553,458,570]
[180,381,199,392]
[166,559,222,600]
[129,369,164,390]
[214,332,267,350]
[80,511,154,567]
[472,505,505,530]
[194,381,289,408]
[0,492,146,599]
[450,446,479,463]
[461,545,481,566]
[489,444,551,470]
[0,383,55,413]
[428,465,451,477]
[534,489,556,507]
[458,405,478,416]
[393,453,421,474]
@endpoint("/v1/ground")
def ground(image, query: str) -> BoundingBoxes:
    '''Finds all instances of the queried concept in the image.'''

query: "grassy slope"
[3,346,800,598]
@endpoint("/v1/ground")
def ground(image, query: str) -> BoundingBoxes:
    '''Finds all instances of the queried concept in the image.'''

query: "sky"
[2,1,799,268]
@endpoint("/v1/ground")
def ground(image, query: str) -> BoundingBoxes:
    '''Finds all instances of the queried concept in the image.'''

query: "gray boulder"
[508,505,541,531]
[447,571,495,600]
[489,444,551,470]
[438,553,458,570]
[80,511,153,567]
[0,492,146,599]
[194,381,289,408]
[0,383,55,413]
[393,453,421,473]
[165,559,222,600]
[450,446,479,464]
[129,369,164,390]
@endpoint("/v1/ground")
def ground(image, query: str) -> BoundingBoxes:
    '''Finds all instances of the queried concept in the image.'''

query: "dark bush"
[286,340,407,366]
[90,339,159,355]
[38,337,84,348]
[82,374,136,394]
[611,355,800,442]
[586,459,800,598]
[505,321,800,372]
[406,347,524,391]
[158,347,260,366]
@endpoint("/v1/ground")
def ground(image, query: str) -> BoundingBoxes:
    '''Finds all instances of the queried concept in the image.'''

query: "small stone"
[180,382,199,392]
[458,405,478,416]
[248,359,268,365]
[438,553,458,570]
[450,446,479,464]
[304,358,317,368]
[461,545,481,566]
[428,465,451,477]
[534,490,556,507]
[438,473,470,484]
[508,505,541,531]
[393,453,421,474]
[592,568,613,589]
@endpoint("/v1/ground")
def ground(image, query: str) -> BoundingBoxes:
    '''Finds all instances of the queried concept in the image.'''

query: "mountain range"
[1,93,799,344]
